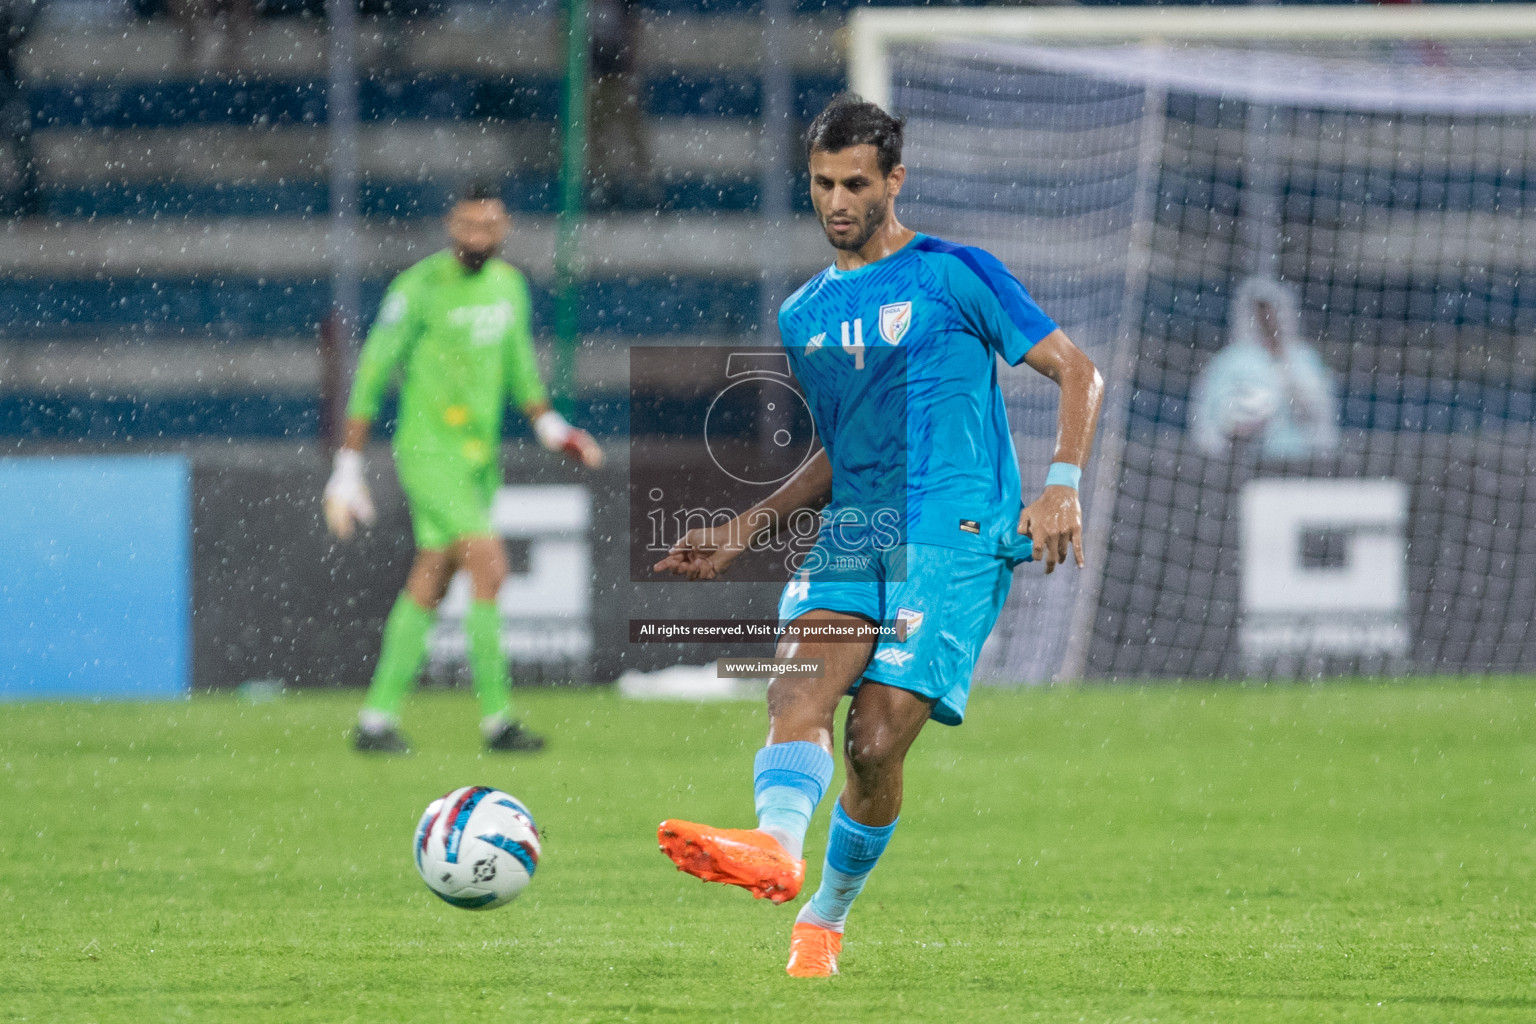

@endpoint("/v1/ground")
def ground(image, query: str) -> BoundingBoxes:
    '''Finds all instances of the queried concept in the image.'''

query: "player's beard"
[821,196,889,252]
[454,246,496,274]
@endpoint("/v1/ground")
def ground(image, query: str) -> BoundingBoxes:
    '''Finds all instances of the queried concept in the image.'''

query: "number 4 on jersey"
[841,318,865,370]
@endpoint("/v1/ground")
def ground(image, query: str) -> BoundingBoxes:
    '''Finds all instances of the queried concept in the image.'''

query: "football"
[413,786,540,910]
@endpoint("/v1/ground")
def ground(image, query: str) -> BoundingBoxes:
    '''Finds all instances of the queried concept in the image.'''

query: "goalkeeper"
[324,181,604,754]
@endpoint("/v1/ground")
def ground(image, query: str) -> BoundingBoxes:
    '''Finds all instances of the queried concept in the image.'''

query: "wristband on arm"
[1045,461,1082,491]
[533,410,574,450]
[329,448,365,490]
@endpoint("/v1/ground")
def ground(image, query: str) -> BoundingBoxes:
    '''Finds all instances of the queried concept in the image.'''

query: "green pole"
[554,0,589,414]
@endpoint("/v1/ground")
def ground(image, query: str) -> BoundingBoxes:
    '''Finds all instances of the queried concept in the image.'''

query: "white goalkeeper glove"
[534,410,605,469]
[323,448,376,540]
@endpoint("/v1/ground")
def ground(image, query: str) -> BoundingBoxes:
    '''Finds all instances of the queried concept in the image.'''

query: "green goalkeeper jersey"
[347,250,548,470]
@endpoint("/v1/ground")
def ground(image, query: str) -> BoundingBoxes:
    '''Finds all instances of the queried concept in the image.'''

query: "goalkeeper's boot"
[485,720,546,753]
[786,922,842,978]
[657,820,804,903]
[353,725,411,754]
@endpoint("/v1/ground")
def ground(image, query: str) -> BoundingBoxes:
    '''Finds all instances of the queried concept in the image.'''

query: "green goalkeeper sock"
[360,594,434,720]
[466,600,513,719]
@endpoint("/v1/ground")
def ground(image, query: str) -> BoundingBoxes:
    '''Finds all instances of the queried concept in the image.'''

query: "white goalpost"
[849,6,1536,111]
[849,6,1536,683]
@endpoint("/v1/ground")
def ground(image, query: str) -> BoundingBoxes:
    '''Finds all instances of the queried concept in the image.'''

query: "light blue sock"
[753,741,834,860]
[797,801,898,933]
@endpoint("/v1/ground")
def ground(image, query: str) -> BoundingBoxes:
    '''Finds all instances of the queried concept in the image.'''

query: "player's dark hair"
[804,94,905,176]
[449,177,504,206]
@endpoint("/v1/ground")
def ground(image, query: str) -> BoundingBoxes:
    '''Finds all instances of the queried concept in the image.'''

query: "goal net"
[850,6,1536,682]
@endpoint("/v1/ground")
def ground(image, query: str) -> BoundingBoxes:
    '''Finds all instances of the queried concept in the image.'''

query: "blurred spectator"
[1190,276,1339,459]
[171,0,252,70]
[0,0,37,216]
[588,0,654,208]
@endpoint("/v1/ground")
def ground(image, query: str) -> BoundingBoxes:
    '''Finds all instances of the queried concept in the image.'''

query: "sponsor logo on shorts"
[895,606,924,640]
[874,647,915,668]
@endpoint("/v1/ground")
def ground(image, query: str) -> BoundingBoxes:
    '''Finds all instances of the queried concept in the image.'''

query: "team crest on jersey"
[805,332,826,354]
[378,293,407,327]
[895,606,924,640]
[878,301,912,345]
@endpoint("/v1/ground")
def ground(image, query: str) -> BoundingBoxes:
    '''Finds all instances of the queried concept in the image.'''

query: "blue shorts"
[776,543,1015,726]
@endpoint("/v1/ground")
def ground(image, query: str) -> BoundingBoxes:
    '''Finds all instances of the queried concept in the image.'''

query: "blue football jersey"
[778,233,1058,565]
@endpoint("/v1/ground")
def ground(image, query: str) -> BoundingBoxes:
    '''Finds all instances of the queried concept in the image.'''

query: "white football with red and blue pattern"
[414,786,540,910]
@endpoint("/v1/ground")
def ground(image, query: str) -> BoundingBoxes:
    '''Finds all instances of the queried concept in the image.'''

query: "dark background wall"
[190,444,784,690]
[1088,429,1536,680]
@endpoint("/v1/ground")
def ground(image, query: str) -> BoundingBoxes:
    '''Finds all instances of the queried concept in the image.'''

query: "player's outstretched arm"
[1020,329,1103,573]
[325,279,420,540]
[502,270,603,469]
[652,449,833,581]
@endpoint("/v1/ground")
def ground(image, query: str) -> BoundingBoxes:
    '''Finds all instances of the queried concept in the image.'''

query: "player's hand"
[323,448,376,541]
[535,410,604,469]
[562,427,605,469]
[1018,485,1083,574]
[652,524,748,581]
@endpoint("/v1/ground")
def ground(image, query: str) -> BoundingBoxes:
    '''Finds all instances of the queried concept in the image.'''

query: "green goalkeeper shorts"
[395,453,500,551]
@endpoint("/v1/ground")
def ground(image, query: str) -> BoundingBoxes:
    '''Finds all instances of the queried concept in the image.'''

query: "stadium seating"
[18,0,1496,441]
[3,3,853,439]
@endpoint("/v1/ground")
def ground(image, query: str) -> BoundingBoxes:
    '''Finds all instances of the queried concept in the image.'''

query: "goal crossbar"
[849,4,1536,109]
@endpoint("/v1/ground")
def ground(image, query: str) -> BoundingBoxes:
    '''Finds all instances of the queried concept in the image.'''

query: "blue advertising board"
[0,456,190,699]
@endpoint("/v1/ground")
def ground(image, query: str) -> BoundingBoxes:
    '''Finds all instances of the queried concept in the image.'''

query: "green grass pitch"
[2,683,1532,1022]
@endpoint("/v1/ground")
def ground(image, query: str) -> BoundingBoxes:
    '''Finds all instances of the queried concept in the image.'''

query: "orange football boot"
[657,820,805,903]
[785,922,842,977]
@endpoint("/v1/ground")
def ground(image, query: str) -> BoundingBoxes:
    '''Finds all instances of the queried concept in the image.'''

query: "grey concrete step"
[19,14,843,81]
[0,211,831,277]
[0,332,753,397]
[33,118,762,184]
